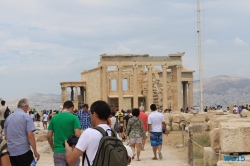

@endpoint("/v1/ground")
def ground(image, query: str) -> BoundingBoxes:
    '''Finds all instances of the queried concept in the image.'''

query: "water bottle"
[30,160,36,166]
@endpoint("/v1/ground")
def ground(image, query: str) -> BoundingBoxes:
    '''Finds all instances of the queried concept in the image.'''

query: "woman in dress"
[125,108,143,161]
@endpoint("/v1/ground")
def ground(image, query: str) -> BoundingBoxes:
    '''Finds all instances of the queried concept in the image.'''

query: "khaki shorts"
[129,137,142,144]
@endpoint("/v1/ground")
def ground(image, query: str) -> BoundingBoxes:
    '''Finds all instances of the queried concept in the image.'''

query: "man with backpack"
[0,100,10,131]
[65,100,128,166]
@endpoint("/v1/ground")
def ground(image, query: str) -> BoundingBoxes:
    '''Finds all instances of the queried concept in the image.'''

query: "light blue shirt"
[4,109,36,156]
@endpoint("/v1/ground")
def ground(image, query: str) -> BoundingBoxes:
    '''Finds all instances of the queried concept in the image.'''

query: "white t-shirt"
[29,114,35,120]
[76,124,111,166]
[148,111,165,132]
[0,106,7,121]
[110,117,116,129]
[43,114,48,122]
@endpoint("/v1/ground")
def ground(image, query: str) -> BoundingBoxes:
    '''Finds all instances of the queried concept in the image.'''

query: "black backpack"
[4,107,10,119]
[83,126,128,166]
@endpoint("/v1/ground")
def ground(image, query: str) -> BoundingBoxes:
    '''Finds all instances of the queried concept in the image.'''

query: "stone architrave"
[118,65,123,110]
[220,122,250,153]
[162,65,168,110]
[133,64,138,108]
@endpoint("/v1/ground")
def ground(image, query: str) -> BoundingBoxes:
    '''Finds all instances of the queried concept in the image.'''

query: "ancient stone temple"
[60,53,194,111]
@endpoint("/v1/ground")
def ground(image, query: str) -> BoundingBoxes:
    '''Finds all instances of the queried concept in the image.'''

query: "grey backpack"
[83,126,128,166]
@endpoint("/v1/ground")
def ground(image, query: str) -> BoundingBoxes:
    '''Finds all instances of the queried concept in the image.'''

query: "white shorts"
[129,137,142,144]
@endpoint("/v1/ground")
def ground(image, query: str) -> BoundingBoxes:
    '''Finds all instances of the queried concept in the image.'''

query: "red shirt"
[138,111,148,131]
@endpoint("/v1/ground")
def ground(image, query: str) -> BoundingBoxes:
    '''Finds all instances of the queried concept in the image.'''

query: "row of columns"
[101,64,193,111]
[182,81,194,110]
[61,86,86,103]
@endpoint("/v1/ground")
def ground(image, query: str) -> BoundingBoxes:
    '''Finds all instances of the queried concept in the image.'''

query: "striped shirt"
[4,109,36,156]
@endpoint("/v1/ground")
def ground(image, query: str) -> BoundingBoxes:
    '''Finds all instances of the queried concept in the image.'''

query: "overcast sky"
[0,0,250,100]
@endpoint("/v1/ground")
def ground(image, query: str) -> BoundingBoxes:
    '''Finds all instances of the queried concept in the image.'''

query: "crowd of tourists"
[0,98,168,166]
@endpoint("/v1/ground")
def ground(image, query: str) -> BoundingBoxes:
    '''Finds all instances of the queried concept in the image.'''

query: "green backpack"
[83,126,128,166]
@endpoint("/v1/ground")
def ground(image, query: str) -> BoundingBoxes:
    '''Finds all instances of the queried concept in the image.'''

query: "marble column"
[61,87,66,102]
[133,64,138,108]
[118,65,123,111]
[147,65,153,111]
[183,82,187,110]
[71,87,74,101]
[84,88,86,103]
[188,81,194,108]
[102,65,108,102]
[75,86,78,102]
[162,65,168,110]
[176,65,182,110]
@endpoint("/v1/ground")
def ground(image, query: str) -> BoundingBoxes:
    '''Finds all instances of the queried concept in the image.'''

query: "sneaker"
[158,151,163,160]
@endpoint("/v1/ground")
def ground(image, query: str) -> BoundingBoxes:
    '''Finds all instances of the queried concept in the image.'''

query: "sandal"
[158,151,163,160]
[132,154,136,159]
[137,159,141,161]
[151,157,158,160]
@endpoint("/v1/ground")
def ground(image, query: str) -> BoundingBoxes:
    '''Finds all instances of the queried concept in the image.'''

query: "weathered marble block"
[210,128,220,152]
[171,122,180,131]
[220,122,250,153]
[172,114,180,123]
[190,113,205,122]
[203,147,219,166]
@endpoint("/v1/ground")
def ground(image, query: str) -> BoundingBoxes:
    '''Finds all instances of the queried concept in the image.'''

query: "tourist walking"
[47,101,81,166]
[126,108,143,161]
[4,98,40,166]
[65,100,127,166]
[148,104,168,160]
[110,111,116,130]
[42,111,48,129]
[138,106,148,151]
[0,100,10,131]
[76,104,91,131]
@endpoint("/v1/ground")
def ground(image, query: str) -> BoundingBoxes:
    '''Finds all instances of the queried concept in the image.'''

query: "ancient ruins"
[60,53,194,111]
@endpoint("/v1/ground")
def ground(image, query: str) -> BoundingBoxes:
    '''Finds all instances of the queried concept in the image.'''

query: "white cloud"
[233,37,248,46]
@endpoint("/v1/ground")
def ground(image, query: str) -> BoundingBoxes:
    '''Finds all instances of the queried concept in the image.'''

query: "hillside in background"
[5,75,250,111]
[193,75,250,108]
[7,93,61,110]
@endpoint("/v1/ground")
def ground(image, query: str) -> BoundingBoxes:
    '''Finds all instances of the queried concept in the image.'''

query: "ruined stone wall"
[81,68,101,105]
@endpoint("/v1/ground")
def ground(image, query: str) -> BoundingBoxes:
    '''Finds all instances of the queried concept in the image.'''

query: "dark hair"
[150,104,157,111]
[111,111,116,116]
[132,108,140,117]
[90,100,111,121]
[63,101,74,109]
[1,100,5,106]
[83,104,89,109]
[29,111,33,114]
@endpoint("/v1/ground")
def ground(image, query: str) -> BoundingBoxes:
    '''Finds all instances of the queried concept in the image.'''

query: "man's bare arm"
[65,141,83,165]
[27,131,40,161]
[47,130,54,152]
[74,129,81,137]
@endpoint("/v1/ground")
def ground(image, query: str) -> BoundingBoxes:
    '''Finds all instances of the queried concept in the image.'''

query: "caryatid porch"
[60,82,86,109]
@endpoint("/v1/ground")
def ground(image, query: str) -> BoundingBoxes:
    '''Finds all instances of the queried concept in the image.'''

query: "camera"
[63,135,79,147]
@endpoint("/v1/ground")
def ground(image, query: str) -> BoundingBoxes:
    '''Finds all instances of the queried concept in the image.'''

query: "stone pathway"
[128,139,187,166]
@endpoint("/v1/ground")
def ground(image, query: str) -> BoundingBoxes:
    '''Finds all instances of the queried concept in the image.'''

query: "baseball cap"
[124,145,133,158]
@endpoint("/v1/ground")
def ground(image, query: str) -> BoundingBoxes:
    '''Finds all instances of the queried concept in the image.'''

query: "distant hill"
[7,93,61,110]
[193,75,250,108]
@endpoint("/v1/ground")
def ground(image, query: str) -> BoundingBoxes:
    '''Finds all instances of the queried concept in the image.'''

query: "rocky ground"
[34,122,188,166]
